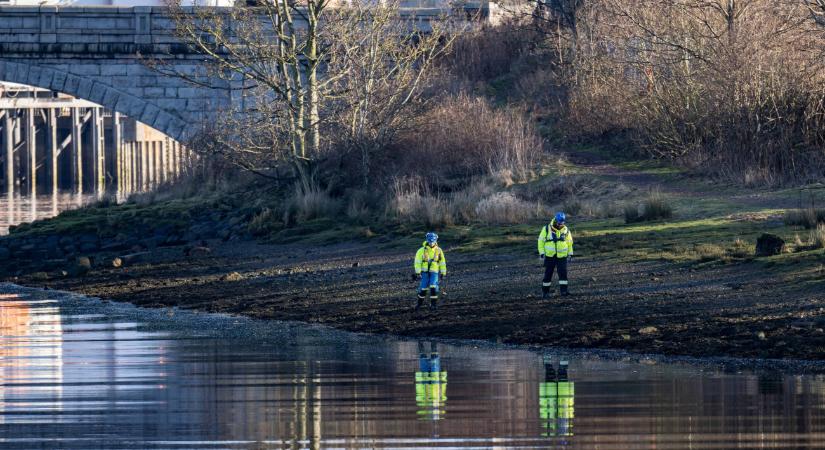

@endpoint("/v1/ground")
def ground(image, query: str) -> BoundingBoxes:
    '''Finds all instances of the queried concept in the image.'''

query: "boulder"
[220,271,243,282]
[71,256,92,276]
[638,326,659,335]
[755,234,784,257]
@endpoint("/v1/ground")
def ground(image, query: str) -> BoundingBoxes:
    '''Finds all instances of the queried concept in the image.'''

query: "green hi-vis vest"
[537,220,574,258]
[414,243,447,274]
[415,371,447,420]
[539,381,575,437]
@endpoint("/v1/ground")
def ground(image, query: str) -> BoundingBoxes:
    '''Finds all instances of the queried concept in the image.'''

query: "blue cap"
[425,232,438,244]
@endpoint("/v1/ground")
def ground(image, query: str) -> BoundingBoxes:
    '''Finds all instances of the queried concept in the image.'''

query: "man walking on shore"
[538,212,573,298]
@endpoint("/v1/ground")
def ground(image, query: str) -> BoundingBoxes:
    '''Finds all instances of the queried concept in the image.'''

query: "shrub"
[473,192,536,224]
[397,94,543,183]
[623,204,641,224]
[248,207,279,236]
[388,177,454,227]
[284,184,341,224]
[625,193,674,224]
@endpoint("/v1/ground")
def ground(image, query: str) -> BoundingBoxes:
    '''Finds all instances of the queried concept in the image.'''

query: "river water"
[2,285,825,449]
[0,193,99,236]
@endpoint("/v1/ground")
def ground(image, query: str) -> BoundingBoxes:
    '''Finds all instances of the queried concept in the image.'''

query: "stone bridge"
[0,5,494,141]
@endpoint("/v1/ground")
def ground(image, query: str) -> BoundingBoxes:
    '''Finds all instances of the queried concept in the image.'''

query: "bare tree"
[163,0,454,189]
[328,2,455,186]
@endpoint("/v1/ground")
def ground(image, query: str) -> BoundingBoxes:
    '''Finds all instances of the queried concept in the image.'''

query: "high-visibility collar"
[548,220,568,235]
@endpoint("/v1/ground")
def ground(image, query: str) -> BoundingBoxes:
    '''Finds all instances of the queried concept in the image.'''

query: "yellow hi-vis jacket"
[414,243,447,275]
[538,220,573,258]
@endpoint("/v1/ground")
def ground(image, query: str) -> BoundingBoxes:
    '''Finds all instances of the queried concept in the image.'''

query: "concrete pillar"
[153,141,161,186]
[47,108,58,197]
[113,112,122,194]
[25,108,36,198]
[161,138,169,184]
[4,111,13,196]
[141,142,149,191]
[91,107,105,195]
[71,107,83,195]
[129,142,136,192]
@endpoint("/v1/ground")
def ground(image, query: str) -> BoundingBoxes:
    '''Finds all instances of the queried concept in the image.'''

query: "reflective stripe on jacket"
[537,220,573,258]
[414,243,447,274]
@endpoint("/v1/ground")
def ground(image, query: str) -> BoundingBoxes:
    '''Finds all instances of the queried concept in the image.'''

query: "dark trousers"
[542,256,568,294]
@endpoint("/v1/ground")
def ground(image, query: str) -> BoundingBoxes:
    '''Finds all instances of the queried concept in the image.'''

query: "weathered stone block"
[62,73,81,95]
[70,64,100,76]
[143,87,164,98]
[140,104,161,126]
[49,70,68,92]
[88,81,108,104]
[75,78,94,99]
[101,65,128,76]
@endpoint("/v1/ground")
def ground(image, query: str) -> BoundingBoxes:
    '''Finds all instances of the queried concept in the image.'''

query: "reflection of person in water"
[415,341,447,421]
[539,357,575,438]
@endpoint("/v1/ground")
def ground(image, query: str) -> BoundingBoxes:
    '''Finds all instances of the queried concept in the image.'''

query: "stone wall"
[0,6,234,140]
[0,5,496,140]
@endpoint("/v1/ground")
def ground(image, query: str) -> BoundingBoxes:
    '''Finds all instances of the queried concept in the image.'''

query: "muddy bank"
[6,237,825,361]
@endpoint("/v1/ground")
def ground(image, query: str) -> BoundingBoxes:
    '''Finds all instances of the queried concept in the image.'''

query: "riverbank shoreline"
[5,279,825,374]
[6,236,825,362]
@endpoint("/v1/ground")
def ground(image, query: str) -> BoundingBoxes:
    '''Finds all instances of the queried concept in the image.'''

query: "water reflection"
[0,192,96,235]
[0,294,63,426]
[2,288,825,448]
[415,341,447,422]
[540,357,574,440]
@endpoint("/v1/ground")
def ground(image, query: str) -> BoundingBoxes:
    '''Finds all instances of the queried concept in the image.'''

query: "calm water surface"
[1,285,825,449]
[0,193,99,235]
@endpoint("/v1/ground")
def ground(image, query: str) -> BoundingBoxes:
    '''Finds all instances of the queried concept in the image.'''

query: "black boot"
[416,291,427,310]
[542,286,550,299]
[430,288,439,309]
[560,283,569,296]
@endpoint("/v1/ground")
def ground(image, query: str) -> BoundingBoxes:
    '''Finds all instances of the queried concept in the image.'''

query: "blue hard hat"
[554,212,566,224]
[425,232,438,244]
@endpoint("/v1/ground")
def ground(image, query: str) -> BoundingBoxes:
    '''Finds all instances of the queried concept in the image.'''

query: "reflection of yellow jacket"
[539,381,575,437]
[414,243,447,275]
[415,371,447,420]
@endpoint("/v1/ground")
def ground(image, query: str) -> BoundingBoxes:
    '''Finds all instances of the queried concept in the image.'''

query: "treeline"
[507,0,825,184]
[166,0,825,230]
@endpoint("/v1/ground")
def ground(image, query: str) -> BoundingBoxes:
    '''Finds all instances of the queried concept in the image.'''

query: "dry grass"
[625,193,674,224]
[473,192,537,224]
[811,225,825,249]
[284,184,342,225]
[784,207,825,229]
[399,94,543,183]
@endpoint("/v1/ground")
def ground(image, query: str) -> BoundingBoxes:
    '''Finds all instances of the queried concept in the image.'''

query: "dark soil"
[13,238,825,361]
